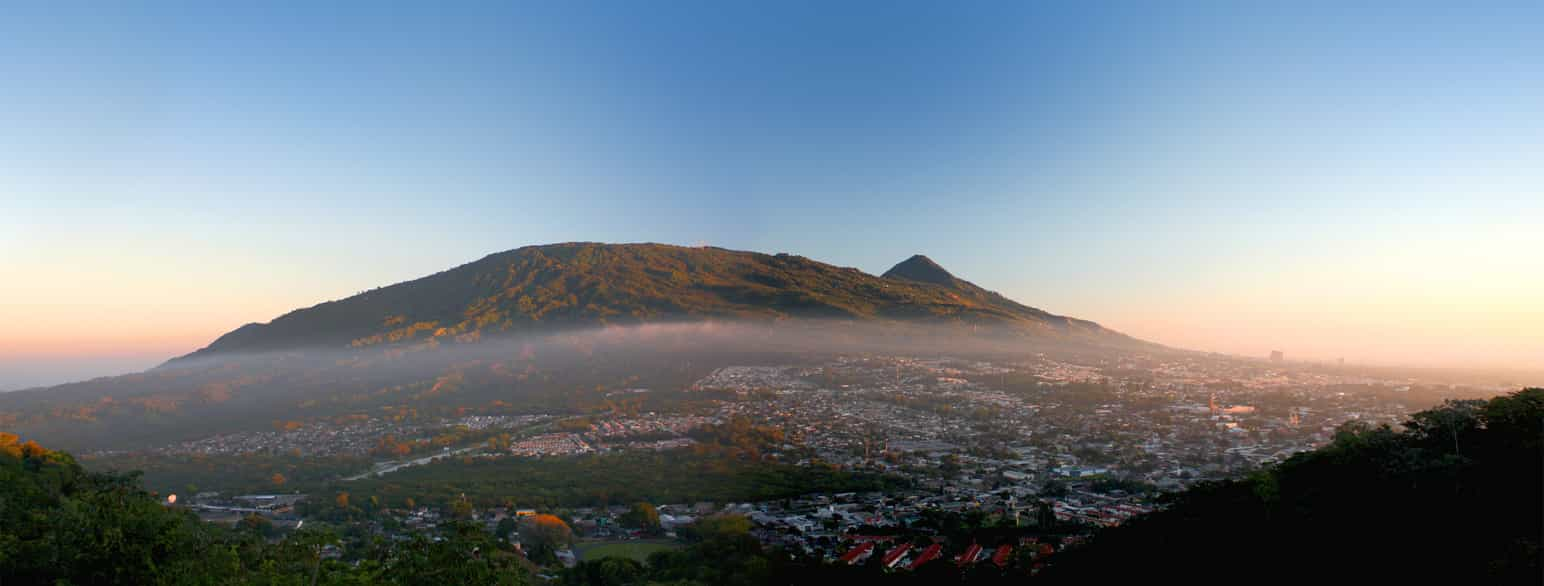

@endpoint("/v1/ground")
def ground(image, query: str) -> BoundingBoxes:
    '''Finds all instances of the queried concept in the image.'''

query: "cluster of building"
[690,366,817,393]
[453,414,549,431]
[584,414,717,441]
[700,353,1427,501]
[158,418,440,457]
[563,491,1089,574]
[178,348,1503,576]
[508,432,593,457]
[183,492,307,528]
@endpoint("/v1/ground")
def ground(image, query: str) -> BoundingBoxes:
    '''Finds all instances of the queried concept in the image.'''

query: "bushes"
[0,438,531,585]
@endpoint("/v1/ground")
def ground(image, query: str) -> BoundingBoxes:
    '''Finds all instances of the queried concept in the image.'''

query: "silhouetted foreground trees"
[0,434,529,585]
[1043,387,1543,585]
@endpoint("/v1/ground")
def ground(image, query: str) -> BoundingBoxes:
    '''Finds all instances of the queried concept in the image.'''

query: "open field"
[574,539,680,562]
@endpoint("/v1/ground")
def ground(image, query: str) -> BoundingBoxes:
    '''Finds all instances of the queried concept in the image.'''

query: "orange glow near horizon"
[1,221,1540,382]
[1066,227,1544,373]
[4,265,1540,376]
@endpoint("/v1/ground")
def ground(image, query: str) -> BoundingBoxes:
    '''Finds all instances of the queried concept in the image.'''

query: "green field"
[574,539,680,562]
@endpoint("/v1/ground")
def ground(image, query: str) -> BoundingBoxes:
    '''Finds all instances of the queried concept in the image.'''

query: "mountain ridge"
[174,242,1138,363]
[0,242,1156,452]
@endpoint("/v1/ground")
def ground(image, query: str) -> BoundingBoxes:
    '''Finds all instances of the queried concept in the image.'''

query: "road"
[342,444,482,481]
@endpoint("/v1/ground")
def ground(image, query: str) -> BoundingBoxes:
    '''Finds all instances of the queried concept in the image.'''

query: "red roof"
[907,544,942,570]
[957,543,982,566]
[882,543,913,568]
[839,542,874,565]
[991,544,1013,568]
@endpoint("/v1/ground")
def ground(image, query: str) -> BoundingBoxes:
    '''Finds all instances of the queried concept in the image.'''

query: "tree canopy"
[1042,388,1543,585]
[0,437,530,585]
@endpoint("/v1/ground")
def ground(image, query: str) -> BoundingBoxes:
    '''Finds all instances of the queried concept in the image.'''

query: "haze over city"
[3,1,1541,390]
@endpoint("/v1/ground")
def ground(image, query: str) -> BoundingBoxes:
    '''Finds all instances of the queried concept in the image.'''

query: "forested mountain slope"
[177,243,1131,361]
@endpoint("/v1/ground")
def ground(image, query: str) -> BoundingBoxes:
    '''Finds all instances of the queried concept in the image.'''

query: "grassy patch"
[575,539,679,562]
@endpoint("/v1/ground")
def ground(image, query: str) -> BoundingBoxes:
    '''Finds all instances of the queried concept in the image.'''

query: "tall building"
[1269,350,1284,362]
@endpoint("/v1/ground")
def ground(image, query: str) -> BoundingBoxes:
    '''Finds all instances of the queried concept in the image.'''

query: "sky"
[2,1,1541,389]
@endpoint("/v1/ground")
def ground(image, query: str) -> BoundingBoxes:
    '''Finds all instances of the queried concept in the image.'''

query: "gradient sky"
[2,1,1541,389]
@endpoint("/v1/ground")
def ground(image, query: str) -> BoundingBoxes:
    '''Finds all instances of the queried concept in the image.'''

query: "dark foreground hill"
[0,434,534,585]
[175,242,1134,361]
[1041,388,1543,585]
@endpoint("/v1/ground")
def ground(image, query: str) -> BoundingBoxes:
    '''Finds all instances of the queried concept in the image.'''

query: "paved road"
[342,444,481,481]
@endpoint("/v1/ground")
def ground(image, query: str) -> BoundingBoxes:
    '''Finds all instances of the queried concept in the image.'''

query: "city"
[149,349,1493,575]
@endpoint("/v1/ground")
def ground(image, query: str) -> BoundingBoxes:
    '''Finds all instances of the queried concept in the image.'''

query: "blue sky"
[2,1,1541,388]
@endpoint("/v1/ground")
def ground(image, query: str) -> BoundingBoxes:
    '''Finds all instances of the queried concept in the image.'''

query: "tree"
[1036,500,1057,529]
[562,557,644,586]
[1,442,251,583]
[379,520,529,585]
[335,492,351,509]
[0,432,20,457]
[519,514,573,560]
[271,472,287,487]
[1040,479,1067,498]
[237,513,276,538]
[619,502,661,533]
[286,525,339,586]
[452,498,474,520]
[682,513,751,543]
[0,438,534,585]
[495,517,519,541]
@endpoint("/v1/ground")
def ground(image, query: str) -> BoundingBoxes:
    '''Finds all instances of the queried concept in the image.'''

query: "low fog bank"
[0,319,1128,443]
[0,354,170,393]
[157,318,1140,376]
[0,319,1528,453]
